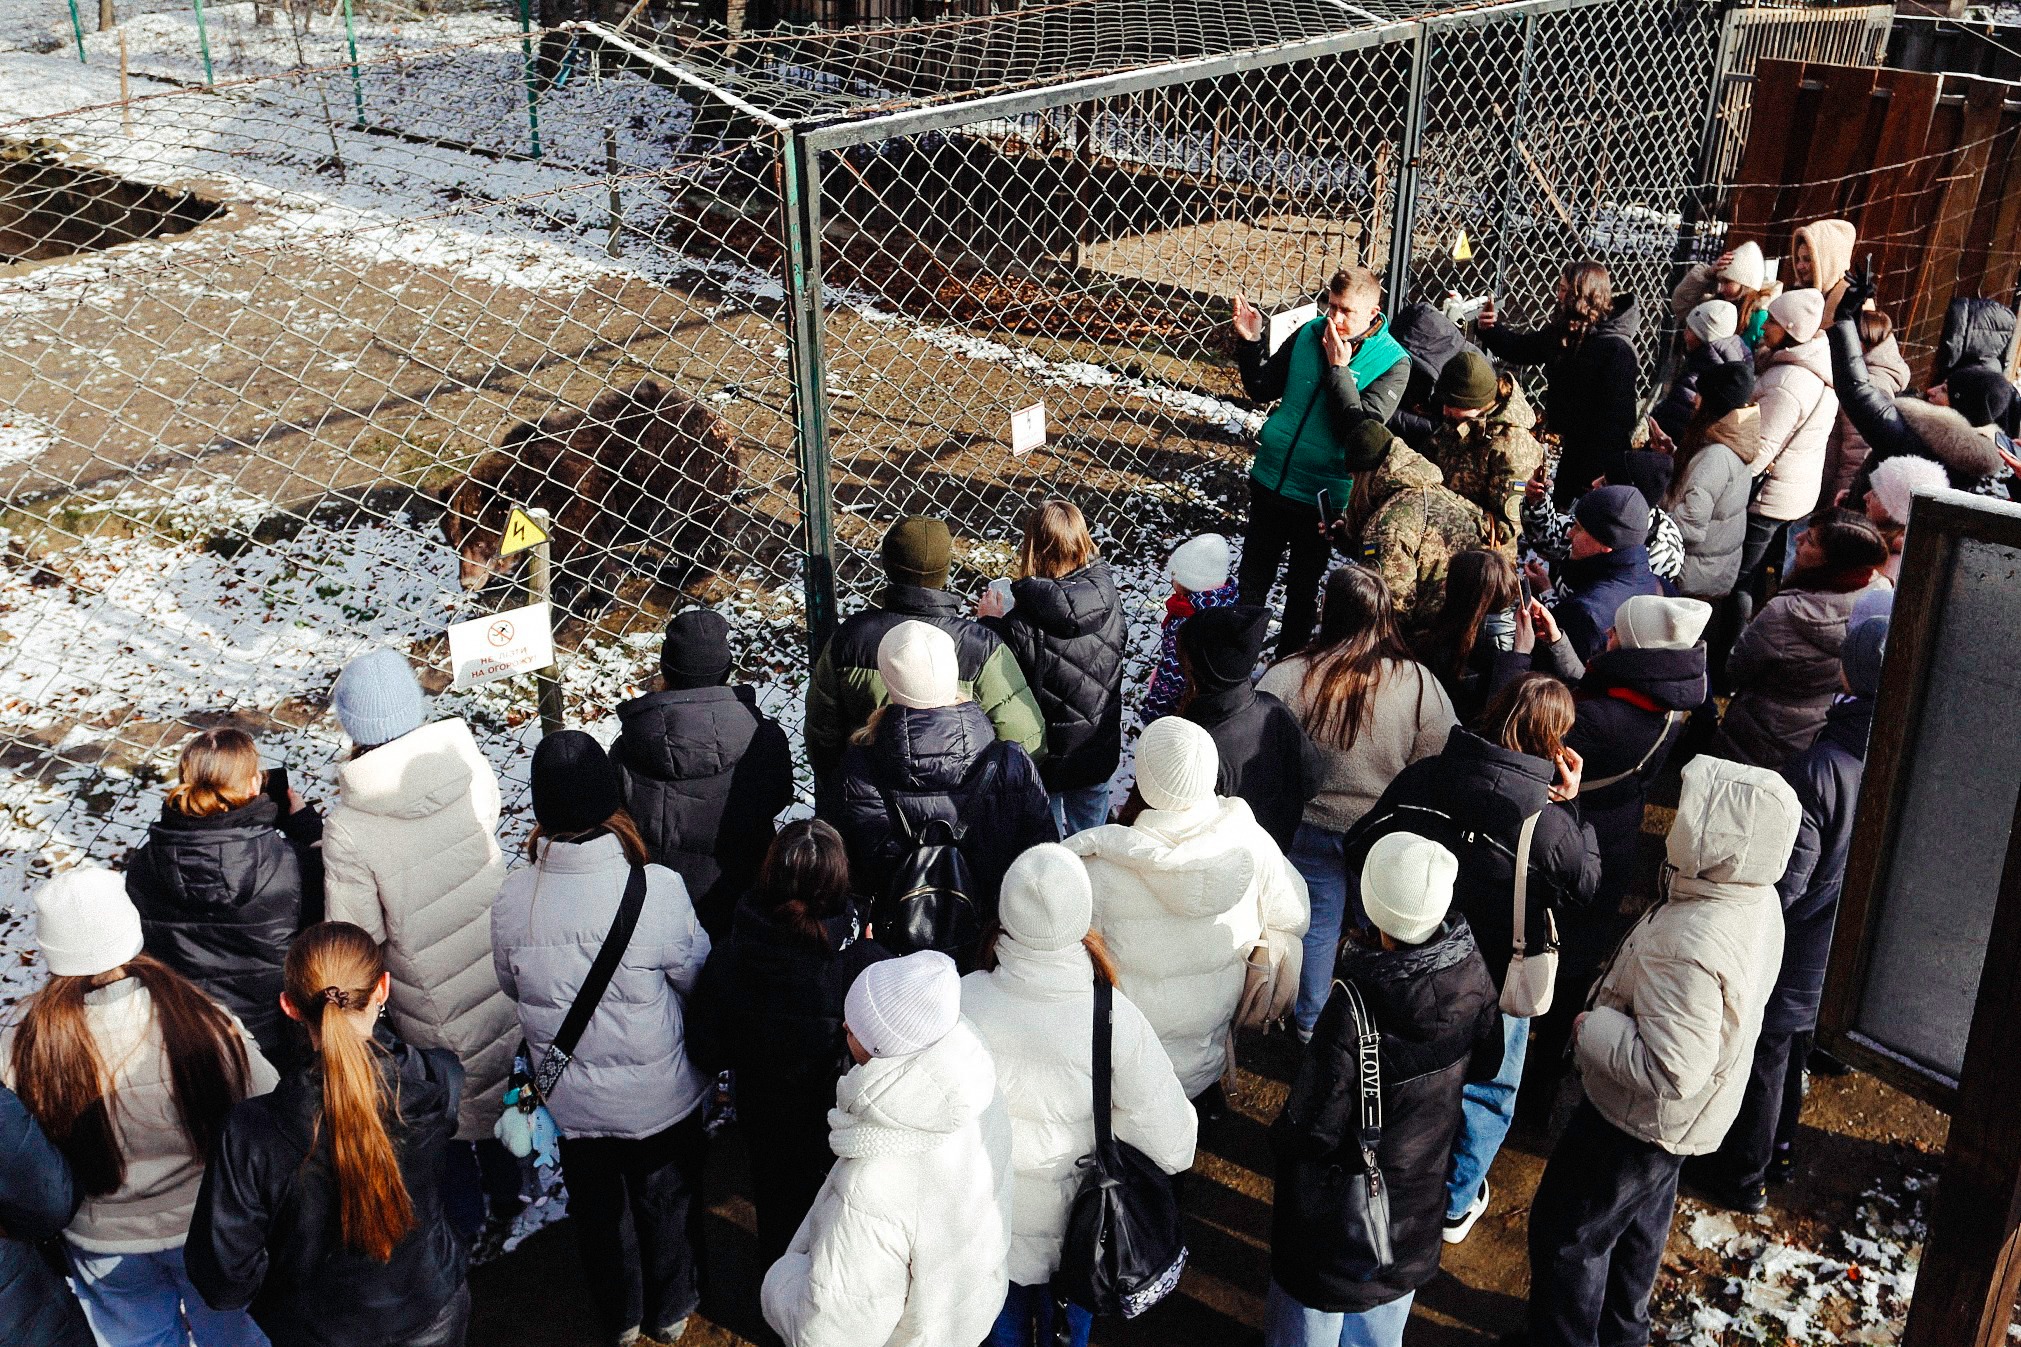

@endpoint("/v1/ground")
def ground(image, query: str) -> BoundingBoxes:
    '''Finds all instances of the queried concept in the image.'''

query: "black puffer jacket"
[0,1084,90,1347]
[1829,318,2005,502]
[688,899,890,1256]
[1178,604,1321,851]
[1389,300,1481,449]
[985,562,1128,793]
[1766,695,1870,1038]
[1480,295,1643,506]
[186,1032,465,1347]
[126,797,321,1070]
[1270,919,1501,1313]
[612,684,796,936]
[831,700,1056,927]
[1345,728,1602,991]
[1932,296,2017,391]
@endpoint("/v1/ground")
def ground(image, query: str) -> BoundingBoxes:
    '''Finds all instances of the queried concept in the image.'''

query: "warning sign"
[448,600,555,690]
[1010,403,1047,456]
[1268,301,1318,355]
[499,507,549,558]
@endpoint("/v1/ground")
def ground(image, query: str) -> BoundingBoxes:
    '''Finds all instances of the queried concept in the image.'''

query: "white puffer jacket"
[492,832,711,1139]
[1577,756,1801,1155]
[324,717,515,1140]
[0,979,277,1253]
[1750,336,1840,521]
[761,1018,1014,1347]
[960,942,1197,1285]
[1066,799,1309,1097]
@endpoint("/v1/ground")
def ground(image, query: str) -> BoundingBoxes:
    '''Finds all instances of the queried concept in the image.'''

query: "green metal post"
[191,0,214,86]
[1384,20,1431,318]
[341,0,364,128]
[515,0,543,159]
[66,0,87,62]
[778,130,837,654]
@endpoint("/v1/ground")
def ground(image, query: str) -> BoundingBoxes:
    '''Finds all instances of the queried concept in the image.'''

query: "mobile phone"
[1518,574,1533,606]
[263,766,290,811]
[1315,488,1337,526]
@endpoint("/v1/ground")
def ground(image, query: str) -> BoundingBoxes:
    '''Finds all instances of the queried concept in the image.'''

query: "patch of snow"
[0,412,55,465]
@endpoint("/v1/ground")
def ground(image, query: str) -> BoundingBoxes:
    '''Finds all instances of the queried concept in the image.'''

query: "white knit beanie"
[1686,299,1738,345]
[1134,717,1219,813]
[997,844,1092,953]
[36,867,144,978]
[1360,832,1458,946]
[1870,453,1948,528]
[1615,595,1713,651]
[1769,288,1825,344]
[1718,241,1766,290]
[877,620,960,710]
[1168,533,1231,593]
[845,950,961,1058]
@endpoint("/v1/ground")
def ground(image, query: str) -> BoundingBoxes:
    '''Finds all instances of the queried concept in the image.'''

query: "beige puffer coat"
[1576,756,1801,1155]
[1749,336,1840,522]
[1067,798,1309,1098]
[323,717,515,1139]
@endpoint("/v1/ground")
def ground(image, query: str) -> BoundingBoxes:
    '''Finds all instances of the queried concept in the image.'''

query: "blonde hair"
[1016,498,1097,580]
[166,728,263,818]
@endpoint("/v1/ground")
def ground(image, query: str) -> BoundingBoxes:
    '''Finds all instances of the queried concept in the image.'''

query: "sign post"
[512,508,564,737]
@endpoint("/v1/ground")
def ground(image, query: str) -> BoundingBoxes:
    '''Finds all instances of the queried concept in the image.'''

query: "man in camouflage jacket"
[1337,422,1492,636]
[1426,355,1545,557]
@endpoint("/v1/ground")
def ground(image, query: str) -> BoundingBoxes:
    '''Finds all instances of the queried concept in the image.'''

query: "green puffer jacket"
[804,584,1047,783]
[1238,314,1411,508]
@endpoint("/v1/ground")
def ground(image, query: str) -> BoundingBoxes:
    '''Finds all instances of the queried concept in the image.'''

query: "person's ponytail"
[283,923,414,1262]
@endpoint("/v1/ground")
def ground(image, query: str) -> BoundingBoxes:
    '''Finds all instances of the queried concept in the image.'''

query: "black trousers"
[744,1115,834,1268]
[1703,1027,1810,1189]
[1238,479,1329,658]
[558,1110,708,1342]
[1734,513,1790,605]
[1528,1100,1684,1347]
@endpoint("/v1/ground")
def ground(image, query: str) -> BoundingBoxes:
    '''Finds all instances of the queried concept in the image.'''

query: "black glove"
[1835,265,1874,325]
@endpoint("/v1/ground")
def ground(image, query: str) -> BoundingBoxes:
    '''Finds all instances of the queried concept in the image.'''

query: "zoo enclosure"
[0,0,1893,884]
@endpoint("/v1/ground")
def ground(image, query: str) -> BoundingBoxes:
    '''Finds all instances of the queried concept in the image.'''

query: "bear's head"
[441,427,542,591]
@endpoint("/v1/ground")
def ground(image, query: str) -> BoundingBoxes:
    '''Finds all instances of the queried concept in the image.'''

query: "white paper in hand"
[1269,302,1318,354]
[1011,402,1046,456]
[448,600,556,690]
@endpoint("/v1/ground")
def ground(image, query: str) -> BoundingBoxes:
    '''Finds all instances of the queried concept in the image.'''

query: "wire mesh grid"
[0,0,1897,910]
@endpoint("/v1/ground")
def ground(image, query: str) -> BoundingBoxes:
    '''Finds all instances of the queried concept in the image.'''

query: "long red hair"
[283,923,414,1262]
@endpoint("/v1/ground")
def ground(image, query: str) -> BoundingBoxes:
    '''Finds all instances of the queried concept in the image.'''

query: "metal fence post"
[1491,10,1541,304]
[341,0,365,129]
[66,0,87,61]
[779,130,838,656]
[191,0,213,86]
[516,0,543,159]
[1385,20,1432,315]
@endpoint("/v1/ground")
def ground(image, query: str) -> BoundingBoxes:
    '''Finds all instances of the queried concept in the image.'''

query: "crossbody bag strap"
[1510,811,1540,956]
[535,862,649,1098]
[1577,710,1684,794]
[1091,976,1114,1149]
[1337,979,1382,1163]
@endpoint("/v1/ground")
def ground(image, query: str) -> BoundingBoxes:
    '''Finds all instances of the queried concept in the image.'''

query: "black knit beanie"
[661,609,733,690]
[1178,605,1271,693]
[531,730,622,835]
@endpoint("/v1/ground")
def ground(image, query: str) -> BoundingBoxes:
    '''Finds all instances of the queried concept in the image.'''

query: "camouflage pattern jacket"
[1427,379,1544,556]
[1356,440,1491,636]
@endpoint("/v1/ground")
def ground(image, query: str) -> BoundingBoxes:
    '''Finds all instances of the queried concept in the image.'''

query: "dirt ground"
[466,773,1950,1347]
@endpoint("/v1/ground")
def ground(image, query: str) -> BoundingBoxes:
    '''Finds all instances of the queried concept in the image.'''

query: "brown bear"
[441,379,738,608]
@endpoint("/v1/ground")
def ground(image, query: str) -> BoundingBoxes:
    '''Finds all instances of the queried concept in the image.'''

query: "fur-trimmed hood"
[1896,397,2002,481]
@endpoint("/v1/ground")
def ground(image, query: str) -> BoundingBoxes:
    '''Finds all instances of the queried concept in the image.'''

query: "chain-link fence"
[0,0,1891,919]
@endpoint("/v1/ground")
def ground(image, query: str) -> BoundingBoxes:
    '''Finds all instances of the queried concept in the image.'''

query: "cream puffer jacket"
[1749,336,1840,521]
[1067,798,1310,1098]
[0,980,277,1253]
[761,1018,1014,1347]
[960,941,1197,1285]
[323,717,516,1140]
[1576,756,1801,1155]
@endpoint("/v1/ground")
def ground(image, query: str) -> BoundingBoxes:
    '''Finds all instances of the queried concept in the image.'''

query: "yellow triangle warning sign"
[499,507,549,558]
[1453,230,1474,262]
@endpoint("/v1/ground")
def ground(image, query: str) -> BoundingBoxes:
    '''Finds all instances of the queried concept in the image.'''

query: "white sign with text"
[448,600,555,691]
[1268,301,1318,354]
[1011,402,1047,455]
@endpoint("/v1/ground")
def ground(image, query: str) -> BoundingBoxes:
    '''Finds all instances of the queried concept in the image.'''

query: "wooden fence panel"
[1863,67,1944,309]
[1904,79,2007,367]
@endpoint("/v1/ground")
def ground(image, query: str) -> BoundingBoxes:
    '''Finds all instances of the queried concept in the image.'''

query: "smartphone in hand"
[1315,488,1337,526]
[263,766,291,812]
[1518,573,1533,606]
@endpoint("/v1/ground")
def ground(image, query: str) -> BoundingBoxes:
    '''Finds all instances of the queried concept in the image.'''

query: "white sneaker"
[1442,1179,1490,1244]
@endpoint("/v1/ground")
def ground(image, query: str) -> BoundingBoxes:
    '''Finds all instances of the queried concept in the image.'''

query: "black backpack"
[870,746,1003,969]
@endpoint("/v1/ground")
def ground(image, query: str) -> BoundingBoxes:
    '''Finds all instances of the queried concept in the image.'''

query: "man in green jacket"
[804,516,1047,792]
[1234,264,1411,657]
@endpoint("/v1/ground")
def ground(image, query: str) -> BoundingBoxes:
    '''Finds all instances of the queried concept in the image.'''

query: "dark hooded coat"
[983,562,1129,793]
[1479,295,1644,506]
[1177,605,1323,851]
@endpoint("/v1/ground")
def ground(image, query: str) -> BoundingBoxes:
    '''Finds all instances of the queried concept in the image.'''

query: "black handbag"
[1055,978,1187,1320]
[1273,977,1394,1281]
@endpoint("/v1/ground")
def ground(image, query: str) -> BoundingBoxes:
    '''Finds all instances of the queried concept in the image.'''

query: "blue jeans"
[1291,822,1352,1037]
[1446,1012,1530,1219]
[988,1281,1091,1347]
[1049,784,1112,838]
[1264,1280,1414,1347]
[67,1244,269,1347]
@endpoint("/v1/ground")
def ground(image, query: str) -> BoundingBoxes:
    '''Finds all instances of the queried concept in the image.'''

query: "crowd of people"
[1,225,2006,1347]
